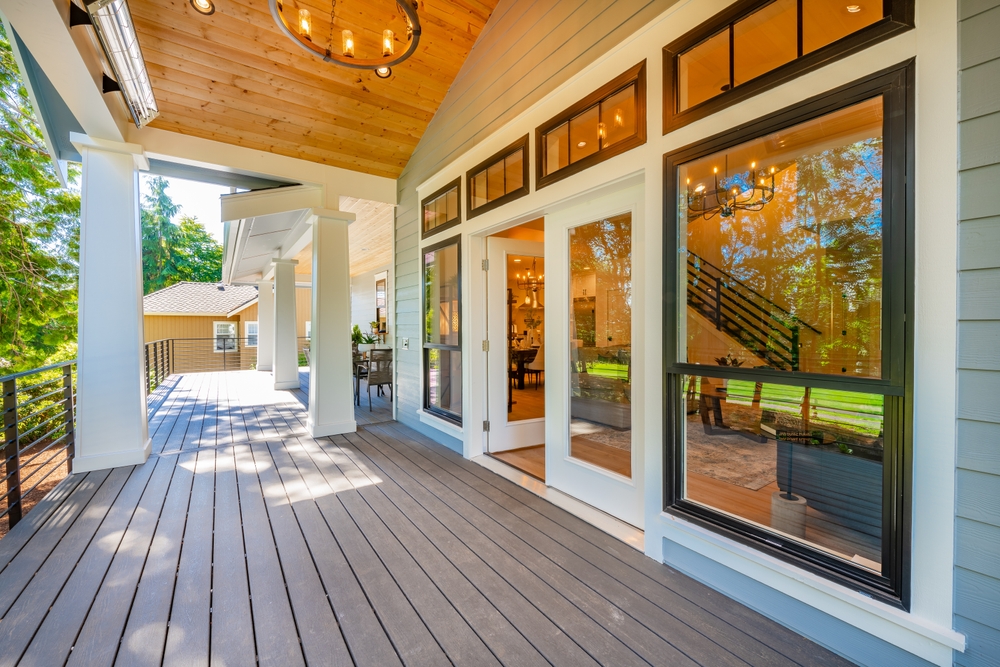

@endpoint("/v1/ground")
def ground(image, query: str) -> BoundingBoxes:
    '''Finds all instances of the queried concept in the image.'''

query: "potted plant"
[358,332,378,353]
[351,324,364,350]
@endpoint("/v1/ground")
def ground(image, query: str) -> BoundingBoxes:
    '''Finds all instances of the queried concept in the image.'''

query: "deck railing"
[1,361,76,532]
[144,338,260,395]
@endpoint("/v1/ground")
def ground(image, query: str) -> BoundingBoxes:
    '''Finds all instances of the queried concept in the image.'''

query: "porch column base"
[274,379,300,390]
[72,438,152,474]
[307,418,357,438]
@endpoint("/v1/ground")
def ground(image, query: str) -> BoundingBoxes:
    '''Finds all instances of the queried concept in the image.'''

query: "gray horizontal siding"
[392,0,678,437]
[956,2,1000,664]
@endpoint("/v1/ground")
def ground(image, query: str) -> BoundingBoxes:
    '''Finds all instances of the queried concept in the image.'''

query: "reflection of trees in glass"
[697,136,882,375]
[569,214,632,347]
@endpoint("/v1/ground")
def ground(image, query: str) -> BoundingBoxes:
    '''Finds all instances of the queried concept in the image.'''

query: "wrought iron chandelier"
[515,259,544,310]
[269,0,421,79]
[686,162,776,220]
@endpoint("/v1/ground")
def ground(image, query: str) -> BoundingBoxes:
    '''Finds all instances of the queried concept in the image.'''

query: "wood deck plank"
[115,449,198,667]
[162,447,216,667]
[0,472,85,574]
[249,441,353,667]
[233,444,307,667]
[265,439,403,667]
[209,445,257,666]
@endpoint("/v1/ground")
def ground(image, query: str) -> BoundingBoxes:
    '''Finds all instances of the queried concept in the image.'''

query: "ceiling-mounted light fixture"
[69,0,159,128]
[686,161,776,220]
[269,0,421,78]
[189,0,215,15]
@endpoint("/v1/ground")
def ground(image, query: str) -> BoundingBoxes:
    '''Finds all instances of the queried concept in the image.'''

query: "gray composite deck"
[0,371,853,666]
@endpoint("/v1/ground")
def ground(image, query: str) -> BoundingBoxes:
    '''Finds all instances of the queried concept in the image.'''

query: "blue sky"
[140,174,230,242]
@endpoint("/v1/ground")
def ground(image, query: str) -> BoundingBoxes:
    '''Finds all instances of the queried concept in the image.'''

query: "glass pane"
[569,105,600,164]
[569,214,632,478]
[677,28,730,111]
[600,85,636,149]
[427,348,462,419]
[545,122,569,175]
[505,149,523,194]
[472,171,487,209]
[423,242,460,346]
[803,0,882,54]
[508,254,545,421]
[677,97,884,378]
[682,374,884,572]
[734,0,797,86]
[487,160,505,202]
[446,187,458,221]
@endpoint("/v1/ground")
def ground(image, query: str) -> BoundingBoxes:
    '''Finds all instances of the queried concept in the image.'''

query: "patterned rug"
[570,420,631,451]
[685,416,776,490]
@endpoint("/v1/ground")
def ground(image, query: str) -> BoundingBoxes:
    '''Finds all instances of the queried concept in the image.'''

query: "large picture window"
[663,0,913,133]
[664,63,913,606]
[423,236,462,423]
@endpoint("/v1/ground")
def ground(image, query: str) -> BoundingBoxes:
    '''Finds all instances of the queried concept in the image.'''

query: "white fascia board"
[0,0,125,142]
[220,185,322,222]
[227,299,259,318]
[131,126,398,207]
[144,312,230,318]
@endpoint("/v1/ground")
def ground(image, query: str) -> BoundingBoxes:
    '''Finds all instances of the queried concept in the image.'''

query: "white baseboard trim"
[72,438,152,473]
[274,379,300,390]
[308,419,357,437]
[473,454,645,552]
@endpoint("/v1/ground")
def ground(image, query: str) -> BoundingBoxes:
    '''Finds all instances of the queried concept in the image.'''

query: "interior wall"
[351,265,392,339]
[393,0,681,446]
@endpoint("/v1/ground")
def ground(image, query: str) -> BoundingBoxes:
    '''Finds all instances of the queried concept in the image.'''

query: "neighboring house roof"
[143,282,258,316]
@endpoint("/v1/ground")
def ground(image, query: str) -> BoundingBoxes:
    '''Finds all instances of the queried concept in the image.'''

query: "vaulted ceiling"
[129,0,500,179]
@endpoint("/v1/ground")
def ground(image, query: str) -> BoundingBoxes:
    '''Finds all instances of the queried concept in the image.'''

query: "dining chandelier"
[269,0,421,79]
[686,162,776,220]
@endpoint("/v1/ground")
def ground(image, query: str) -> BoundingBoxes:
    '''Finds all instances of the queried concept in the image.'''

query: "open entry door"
[486,238,545,454]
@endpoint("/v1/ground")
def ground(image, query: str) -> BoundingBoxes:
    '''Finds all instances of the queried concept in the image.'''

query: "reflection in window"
[542,83,638,177]
[677,97,884,378]
[683,375,884,572]
[470,146,525,212]
[569,214,632,477]
[423,239,462,421]
[422,180,459,237]
[676,0,885,112]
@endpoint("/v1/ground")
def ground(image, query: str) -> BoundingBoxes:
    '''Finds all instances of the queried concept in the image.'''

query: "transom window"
[664,63,913,606]
[466,136,529,219]
[663,0,913,132]
[536,61,646,189]
[421,178,460,238]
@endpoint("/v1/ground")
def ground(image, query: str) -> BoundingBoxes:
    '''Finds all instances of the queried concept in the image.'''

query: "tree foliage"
[0,25,79,373]
[141,176,223,294]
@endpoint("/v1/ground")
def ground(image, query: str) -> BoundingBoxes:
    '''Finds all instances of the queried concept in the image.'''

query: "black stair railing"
[686,251,821,371]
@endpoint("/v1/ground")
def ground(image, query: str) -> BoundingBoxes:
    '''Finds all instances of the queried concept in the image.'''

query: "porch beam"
[307,209,357,437]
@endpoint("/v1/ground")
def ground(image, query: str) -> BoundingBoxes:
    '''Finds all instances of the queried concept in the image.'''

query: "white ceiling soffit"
[222,185,323,284]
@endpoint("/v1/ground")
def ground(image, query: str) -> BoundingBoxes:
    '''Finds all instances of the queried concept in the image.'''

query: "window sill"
[418,409,463,440]
[658,512,965,659]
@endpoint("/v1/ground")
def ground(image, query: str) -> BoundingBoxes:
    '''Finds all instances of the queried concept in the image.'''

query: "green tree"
[141,177,223,293]
[0,25,80,372]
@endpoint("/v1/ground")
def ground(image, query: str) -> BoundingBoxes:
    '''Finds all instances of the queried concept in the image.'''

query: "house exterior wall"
[393,0,681,448]
[955,2,1000,665]
[351,265,392,338]
[391,0,965,664]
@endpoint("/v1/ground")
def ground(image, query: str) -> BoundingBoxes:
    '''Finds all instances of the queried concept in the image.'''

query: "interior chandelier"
[516,259,544,310]
[269,0,421,79]
[686,162,776,220]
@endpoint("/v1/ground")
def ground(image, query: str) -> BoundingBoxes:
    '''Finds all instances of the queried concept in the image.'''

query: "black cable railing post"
[63,364,76,467]
[3,377,22,529]
[144,344,150,396]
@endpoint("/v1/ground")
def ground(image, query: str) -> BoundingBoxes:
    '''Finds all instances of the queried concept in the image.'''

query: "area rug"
[685,416,776,491]
[570,420,632,451]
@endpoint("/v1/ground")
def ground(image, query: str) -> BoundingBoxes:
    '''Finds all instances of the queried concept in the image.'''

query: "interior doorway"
[484,219,547,479]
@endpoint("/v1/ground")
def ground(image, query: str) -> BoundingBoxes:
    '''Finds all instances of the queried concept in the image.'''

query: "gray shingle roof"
[143,282,258,315]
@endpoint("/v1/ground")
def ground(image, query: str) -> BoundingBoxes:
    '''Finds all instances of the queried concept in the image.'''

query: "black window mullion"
[796,0,804,58]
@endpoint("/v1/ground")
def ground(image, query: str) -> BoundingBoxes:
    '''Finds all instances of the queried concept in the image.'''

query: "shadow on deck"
[0,371,852,666]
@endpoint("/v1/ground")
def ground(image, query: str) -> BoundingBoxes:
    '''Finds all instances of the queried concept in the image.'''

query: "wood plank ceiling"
[292,196,394,277]
[129,0,499,179]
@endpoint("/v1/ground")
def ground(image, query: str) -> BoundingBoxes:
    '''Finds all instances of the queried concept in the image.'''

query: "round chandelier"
[269,0,421,79]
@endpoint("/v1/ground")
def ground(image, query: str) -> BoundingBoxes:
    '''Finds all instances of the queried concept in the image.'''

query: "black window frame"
[466,136,530,220]
[421,177,462,240]
[663,60,914,608]
[662,0,914,134]
[536,60,647,190]
[422,234,463,425]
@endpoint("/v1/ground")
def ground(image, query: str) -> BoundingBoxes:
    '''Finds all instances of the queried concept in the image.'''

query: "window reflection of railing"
[686,251,821,371]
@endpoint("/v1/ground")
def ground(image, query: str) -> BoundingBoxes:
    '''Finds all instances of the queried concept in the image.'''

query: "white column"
[70,133,150,472]
[308,209,357,437]
[256,279,274,371]
[272,259,299,390]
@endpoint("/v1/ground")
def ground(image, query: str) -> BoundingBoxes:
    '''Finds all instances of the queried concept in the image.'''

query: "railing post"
[714,274,723,330]
[154,342,161,390]
[144,344,150,396]
[3,378,22,529]
[63,364,76,467]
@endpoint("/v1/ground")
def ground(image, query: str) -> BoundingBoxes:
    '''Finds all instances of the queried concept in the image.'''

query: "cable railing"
[1,361,76,534]
[144,338,260,394]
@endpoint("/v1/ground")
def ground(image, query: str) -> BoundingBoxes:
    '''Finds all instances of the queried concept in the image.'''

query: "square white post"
[256,279,274,371]
[272,259,299,390]
[70,133,151,472]
[308,209,357,437]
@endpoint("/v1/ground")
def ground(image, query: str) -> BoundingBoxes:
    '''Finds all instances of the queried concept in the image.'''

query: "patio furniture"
[525,343,545,389]
[365,348,393,410]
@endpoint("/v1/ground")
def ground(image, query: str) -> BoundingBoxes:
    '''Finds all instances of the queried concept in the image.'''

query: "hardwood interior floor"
[508,384,545,421]
[490,445,545,480]
[490,438,633,481]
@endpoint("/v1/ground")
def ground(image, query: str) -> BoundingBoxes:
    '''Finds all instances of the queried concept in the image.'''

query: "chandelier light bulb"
[383,29,395,57]
[342,29,355,57]
[298,8,311,40]
[598,122,606,140]
[614,108,624,127]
